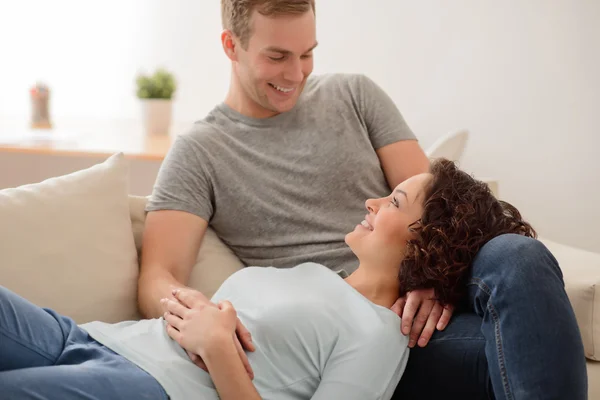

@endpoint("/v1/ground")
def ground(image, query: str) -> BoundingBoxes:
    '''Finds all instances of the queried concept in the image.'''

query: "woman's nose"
[365,198,379,214]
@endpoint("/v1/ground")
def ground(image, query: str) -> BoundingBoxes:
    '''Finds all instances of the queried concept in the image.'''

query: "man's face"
[233,10,317,118]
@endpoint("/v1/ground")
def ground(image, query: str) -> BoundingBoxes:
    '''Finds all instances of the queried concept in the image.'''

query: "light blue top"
[81,263,409,399]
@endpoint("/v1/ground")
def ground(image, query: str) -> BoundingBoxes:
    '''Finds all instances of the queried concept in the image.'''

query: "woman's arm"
[163,295,261,399]
[201,333,262,400]
[162,289,255,378]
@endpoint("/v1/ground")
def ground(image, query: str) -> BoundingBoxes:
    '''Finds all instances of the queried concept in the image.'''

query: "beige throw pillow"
[0,153,140,324]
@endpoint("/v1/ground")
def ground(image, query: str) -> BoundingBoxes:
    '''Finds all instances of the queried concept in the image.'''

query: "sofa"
[1,153,598,398]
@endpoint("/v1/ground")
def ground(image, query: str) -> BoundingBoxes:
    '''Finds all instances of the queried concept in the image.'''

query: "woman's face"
[345,173,431,266]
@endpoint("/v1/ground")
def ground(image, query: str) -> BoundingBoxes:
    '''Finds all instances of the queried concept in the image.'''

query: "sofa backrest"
[128,196,245,300]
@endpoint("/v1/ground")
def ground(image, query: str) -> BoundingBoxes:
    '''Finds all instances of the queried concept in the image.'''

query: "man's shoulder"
[303,73,380,107]
[307,72,372,91]
[174,110,227,145]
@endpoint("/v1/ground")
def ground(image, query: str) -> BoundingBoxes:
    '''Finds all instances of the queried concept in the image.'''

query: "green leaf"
[135,68,177,99]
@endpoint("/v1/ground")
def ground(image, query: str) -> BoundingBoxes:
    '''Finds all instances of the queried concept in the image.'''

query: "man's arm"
[350,74,430,186]
[137,209,208,319]
[354,73,452,345]
[376,139,430,189]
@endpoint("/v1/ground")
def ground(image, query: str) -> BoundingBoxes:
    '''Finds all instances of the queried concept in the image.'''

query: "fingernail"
[419,338,427,347]
[409,340,416,347]
[403,325,409,334]
[172,289,178,295]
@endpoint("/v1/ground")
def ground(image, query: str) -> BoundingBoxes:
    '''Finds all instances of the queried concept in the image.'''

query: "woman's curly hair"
[398,158,537,307]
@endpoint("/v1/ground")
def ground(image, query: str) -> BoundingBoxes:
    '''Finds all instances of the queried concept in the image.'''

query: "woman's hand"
[161,289,254,379]
[163,294,236,355]
[391,288,454,348]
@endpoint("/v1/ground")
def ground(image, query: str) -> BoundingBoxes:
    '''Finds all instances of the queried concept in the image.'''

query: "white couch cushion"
[540,237,600,361]
[0,153,140,324]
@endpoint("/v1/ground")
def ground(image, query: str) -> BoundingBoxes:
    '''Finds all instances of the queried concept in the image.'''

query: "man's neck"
[224,72,278,119]
[344,264,401,309]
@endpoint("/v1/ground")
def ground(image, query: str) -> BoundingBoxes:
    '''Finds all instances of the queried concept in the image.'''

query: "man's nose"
[283,59,304,83]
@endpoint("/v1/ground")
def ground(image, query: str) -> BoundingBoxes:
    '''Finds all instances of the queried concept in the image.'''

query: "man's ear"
[221,29,238,62]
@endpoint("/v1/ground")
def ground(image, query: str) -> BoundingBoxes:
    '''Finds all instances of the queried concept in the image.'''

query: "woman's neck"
[344,263,400,309]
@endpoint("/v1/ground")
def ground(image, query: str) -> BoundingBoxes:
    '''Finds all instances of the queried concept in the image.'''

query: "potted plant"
[136,68,177,136]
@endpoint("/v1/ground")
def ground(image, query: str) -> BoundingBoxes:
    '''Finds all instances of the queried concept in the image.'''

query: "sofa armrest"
[539,237,600,360]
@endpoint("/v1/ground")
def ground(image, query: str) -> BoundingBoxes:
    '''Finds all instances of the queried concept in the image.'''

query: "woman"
[0,159,535,400]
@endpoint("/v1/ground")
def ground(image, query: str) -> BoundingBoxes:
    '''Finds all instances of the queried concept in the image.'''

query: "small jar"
[30,83,52,129]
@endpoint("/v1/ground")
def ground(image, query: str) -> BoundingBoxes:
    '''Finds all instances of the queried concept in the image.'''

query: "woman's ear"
[221,30,238,62]
[408,219,421,233]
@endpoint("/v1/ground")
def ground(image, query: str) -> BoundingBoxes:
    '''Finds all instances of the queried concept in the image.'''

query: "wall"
[1,0,598,252]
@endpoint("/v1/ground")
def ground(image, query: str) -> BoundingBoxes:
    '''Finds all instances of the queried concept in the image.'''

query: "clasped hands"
[161,287,453,377]
[160,289,255,379]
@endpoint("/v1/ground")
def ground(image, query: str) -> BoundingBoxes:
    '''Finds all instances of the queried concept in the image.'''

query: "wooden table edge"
[0,145,166,161]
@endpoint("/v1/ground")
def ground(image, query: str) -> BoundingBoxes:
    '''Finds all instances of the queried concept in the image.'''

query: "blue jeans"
[394,234,588,399]
[0,286,168,400]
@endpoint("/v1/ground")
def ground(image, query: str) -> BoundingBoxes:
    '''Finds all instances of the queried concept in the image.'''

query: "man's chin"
[265,89,303,113]
[266,98,298,114]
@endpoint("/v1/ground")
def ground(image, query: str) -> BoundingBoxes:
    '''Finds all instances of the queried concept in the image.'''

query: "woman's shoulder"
[291,262,339,274]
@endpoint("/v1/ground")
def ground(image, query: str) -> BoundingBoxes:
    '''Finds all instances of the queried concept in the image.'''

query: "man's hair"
[399,158,537,307]
[221,0,316,49]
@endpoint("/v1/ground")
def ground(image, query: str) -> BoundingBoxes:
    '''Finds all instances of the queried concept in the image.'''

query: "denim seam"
[488,302,513,400]
[0,328,58,364]
[51,311,69,366]
[469,278,513,400]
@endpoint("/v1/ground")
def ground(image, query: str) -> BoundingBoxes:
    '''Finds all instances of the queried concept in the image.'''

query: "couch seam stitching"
[592,282,596,358]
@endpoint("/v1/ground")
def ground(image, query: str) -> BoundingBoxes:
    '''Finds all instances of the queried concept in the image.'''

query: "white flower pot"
[141,99,173,136]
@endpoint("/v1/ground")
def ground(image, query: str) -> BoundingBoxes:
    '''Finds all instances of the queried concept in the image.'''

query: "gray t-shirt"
[80,263,409,400]
[146,73,417,273]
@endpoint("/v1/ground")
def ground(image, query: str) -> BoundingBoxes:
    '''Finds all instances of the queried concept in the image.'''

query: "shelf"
[0,118,184,161]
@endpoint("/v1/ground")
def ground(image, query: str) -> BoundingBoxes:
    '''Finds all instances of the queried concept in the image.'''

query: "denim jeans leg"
[0,285,168,399]
[394,312,493,399]
[468,234,587,400]
[0,352,168,400]
[0,285,72,371]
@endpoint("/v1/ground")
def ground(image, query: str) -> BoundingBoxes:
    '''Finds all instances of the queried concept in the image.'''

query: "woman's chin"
[344,232,352,245]
[344,229,364,253]
[344,230,357,248]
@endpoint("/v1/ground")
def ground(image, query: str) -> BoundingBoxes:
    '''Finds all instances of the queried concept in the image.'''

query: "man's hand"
[161,288,255,379]
[391,288,454,348]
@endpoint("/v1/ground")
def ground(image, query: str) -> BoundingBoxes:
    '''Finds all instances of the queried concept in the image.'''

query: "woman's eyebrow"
[394,189,408,201]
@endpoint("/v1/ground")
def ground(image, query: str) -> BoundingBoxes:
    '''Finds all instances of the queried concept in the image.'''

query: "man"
[138,1,587,398]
